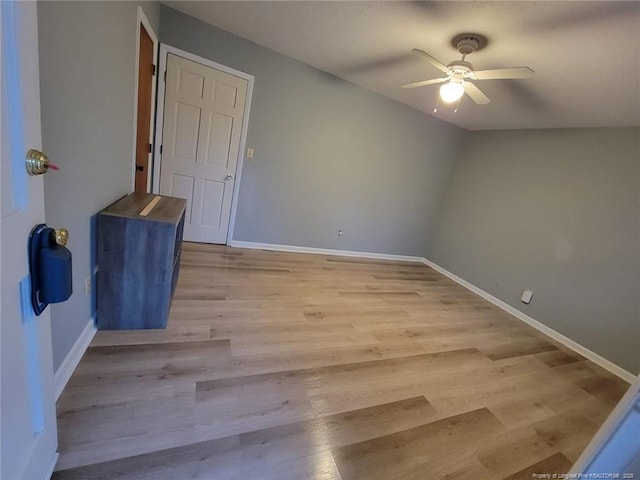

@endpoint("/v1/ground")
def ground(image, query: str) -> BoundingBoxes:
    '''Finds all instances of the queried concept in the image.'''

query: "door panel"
[1,2,58,479]
[173,103,201,160]
[169,173,195,224]
[160,53,247,244]
[212,81,238,110]
[200,180,225,227]
[205,112,234,167]
[178,68,205,97]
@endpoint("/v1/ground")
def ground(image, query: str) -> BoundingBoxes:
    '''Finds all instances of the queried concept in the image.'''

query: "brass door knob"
[54,228,69,247]
[25,149,60,176]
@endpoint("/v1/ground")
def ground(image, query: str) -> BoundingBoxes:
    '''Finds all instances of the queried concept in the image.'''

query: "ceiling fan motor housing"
[447,60,474,78]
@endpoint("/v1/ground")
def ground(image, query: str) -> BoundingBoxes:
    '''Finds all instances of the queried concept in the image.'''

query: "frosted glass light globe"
[439,82,464,103]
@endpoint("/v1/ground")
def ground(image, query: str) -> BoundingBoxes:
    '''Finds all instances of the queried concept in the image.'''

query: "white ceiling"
[164,1,640,130]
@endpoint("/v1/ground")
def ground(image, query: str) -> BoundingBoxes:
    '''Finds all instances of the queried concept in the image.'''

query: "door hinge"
[164,70,167,82]
[152,64,156,76]
[148,143,152,153]
[160,145,163,154]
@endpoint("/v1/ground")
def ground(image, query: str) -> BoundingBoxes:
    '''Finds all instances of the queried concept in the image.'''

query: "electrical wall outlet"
[85,275,91,297]
[247,147,254,159]
[521,289,533,304]
[336,229,343,238]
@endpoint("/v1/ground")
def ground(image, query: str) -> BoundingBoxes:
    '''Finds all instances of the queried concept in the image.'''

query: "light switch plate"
[247,148,254,159]
[521,289,533,304]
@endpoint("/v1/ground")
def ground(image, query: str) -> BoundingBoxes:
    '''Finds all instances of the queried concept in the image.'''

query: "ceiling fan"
[402,33,534,111]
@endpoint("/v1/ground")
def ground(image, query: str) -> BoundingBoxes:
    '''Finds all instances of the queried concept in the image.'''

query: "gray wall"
[160,6,465,257]
[38,1,160,371]
[429,128,640,374]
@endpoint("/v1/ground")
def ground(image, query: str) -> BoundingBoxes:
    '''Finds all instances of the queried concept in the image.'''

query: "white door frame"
[570,375,640,474]
[130,7,159,193]
[153,43,254,244]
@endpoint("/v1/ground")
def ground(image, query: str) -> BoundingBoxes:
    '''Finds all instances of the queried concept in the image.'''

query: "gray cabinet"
[97,193,186,330]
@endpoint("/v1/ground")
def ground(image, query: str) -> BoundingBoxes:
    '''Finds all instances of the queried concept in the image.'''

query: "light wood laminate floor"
[53,242,629,479]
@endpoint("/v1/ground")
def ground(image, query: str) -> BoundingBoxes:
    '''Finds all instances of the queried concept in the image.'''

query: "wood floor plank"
[489,397,557,430]
[181,262,292,273]
[52,435,242,480]
[90,325,213,347]
[393,457,492,480]
[56,394,316,470]
[480,337,559,360]
[324,257,425,268]
[475,426,558,478]
[54,242,629,478]
[531,410,602,457]
[534,349,584,367]
[577,374,631,407]
[238,396,439,468]
[84,339,231,356]
[196,348,486,396]
[74,339,232,375]
[228,330,381,356]
[501,452,573,480]
[54,397,435,479]
[332,408,505,480]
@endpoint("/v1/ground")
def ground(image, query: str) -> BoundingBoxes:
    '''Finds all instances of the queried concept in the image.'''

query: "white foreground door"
[160,53,248,244]
[1,2,58,479]
[570,376,639,475]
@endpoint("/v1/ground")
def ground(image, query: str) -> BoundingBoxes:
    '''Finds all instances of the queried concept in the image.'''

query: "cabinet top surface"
[100,193,186,224]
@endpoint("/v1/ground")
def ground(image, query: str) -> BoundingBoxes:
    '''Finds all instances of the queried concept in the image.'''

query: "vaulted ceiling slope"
[164,1,640,131]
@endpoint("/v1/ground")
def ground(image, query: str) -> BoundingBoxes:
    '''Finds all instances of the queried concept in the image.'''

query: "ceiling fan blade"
[401,77,449,89]
[474,67,535,80]
[463,82,491,105]
[411,49,450,73]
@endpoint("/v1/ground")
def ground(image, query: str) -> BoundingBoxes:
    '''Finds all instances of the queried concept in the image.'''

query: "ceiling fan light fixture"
[406,33,533,109]
[439,81,464,103]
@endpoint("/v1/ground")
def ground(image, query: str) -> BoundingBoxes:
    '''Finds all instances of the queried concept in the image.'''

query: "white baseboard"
[227,239,635,383]
[228,240,426,264]
[421,258,636,384]
[54,318,97,400]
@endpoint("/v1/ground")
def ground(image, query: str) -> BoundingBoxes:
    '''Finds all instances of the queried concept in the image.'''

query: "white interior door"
[160,53,248,244]
[1,2,59,479]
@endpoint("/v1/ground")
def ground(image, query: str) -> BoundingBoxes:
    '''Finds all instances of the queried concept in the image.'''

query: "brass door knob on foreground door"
[25,148,60,175]
[54,228,69,247]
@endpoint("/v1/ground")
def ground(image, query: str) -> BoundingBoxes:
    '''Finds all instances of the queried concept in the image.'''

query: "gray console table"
[97,193,186,330]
